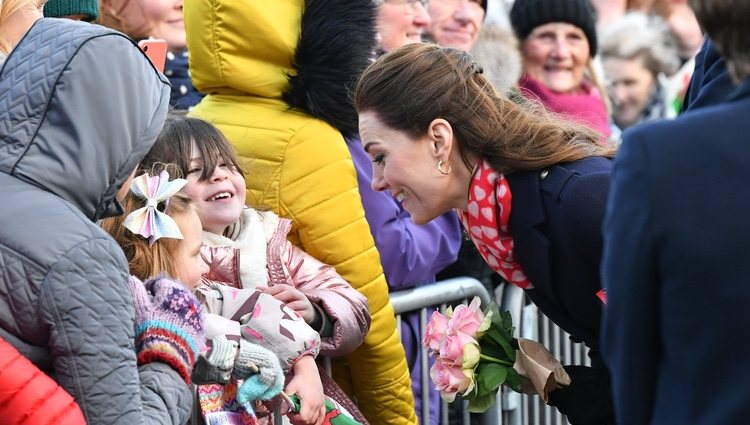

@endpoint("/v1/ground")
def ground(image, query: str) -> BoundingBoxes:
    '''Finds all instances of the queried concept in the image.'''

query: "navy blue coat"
[602,78,750,425]
[682,37,736,112]
[507,156,612,366]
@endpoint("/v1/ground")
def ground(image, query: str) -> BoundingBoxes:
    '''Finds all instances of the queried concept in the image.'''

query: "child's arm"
[274,241,371,357]
[195,283,320,371]
[284,355,325,425]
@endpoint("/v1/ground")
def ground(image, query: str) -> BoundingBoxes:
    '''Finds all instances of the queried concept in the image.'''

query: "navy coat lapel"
[506,170,552,292]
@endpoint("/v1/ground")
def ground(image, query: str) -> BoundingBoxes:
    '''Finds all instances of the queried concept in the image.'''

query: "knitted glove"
[129,275,204,385]
[191,335,238,385]
[234,339,284,404]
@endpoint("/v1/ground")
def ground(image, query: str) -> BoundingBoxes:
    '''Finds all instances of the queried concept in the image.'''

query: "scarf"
[519,74,612,138]
[460,160,532,289]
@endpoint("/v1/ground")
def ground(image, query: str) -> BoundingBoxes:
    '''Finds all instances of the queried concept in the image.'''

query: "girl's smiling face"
[182,141,246,235]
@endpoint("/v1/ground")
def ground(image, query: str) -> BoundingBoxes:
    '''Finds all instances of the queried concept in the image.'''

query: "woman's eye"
[188,167,201,174]
[372,154,385,165]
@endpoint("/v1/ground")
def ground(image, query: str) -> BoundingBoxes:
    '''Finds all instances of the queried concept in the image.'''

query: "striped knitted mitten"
[129,275,204,384]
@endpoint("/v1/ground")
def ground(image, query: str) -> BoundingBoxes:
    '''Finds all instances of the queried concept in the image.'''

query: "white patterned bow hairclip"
[123,170,188,245]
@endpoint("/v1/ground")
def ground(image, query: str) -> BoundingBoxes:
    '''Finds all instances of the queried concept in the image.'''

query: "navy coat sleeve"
[601,133,660,425]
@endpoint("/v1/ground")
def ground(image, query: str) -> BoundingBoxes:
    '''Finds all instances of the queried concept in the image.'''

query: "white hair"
[599,11,682,76]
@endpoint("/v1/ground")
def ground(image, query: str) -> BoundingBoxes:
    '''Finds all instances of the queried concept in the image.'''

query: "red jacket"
[0,337,85,424]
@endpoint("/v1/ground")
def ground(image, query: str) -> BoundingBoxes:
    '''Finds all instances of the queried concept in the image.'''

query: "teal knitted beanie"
[43,0,99,22]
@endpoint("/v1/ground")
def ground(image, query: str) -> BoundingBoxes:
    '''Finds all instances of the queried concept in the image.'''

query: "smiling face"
[117,0,185,52]
[603,55,656,129]
[359,111,465,224]
[522,22,590,94]
[377,0,431,51]
[183,141,246,235]
[426,0,485,52]
[173,207,209,289]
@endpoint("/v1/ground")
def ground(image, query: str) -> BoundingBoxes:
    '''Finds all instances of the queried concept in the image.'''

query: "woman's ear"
[427,118,454,161]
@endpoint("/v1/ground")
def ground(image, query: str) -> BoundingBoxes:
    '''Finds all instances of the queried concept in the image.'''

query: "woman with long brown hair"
[355,42,616,424]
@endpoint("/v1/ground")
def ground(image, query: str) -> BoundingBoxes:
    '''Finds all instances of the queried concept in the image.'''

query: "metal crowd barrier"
[389,278,590,425]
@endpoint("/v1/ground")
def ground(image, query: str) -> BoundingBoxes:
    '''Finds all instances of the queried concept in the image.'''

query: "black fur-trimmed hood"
[282,0,377,139]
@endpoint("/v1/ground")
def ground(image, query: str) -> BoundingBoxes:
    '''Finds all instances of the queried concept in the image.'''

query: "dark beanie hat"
[510,0,598,57]
[43,0,99,22]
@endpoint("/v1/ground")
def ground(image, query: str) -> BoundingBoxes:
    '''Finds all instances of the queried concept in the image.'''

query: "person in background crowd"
[425,0,486,52]
[602,0,750,423]
[510,0,612,139]
[43,0,97,21]
[356,42,616,425]
[99,0,203,109]
[375,0,430,53]
[0,15,199,424]
[183,1,416,423]
[600,11,682,131]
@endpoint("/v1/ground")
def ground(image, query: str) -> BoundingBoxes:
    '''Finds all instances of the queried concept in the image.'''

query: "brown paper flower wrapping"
[512,338,572,403]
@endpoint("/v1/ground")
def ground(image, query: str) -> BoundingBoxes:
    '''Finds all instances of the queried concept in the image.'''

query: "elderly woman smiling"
[600,11,682,130]
[356,42,617,425]
[510,0,612,139]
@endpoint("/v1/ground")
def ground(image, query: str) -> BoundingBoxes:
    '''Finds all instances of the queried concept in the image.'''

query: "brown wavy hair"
[354,43,615,175]
[100,169,194,281]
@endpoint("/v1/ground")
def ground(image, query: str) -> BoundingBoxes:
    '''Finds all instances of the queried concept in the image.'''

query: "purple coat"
[347,137,462,424]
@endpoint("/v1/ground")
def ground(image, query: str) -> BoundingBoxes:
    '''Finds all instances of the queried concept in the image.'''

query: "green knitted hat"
[43,0,99,22]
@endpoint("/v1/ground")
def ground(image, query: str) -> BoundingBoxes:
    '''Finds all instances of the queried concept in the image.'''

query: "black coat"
[508,156,614,425]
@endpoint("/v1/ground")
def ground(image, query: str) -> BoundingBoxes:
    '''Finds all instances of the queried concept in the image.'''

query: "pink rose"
[439,330,478,367]
[430,359,475,402]
[423,311,449,353]
[447,298,485,337]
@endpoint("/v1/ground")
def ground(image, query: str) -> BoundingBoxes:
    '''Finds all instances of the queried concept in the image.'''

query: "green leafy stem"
[479,353,514,367]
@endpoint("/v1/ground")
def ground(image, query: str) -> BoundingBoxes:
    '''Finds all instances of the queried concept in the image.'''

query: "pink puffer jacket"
[200,209,371,357]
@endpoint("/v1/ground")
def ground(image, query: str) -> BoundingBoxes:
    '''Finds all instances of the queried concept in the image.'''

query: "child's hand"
[285,355,325,425]
[260,285,317,325]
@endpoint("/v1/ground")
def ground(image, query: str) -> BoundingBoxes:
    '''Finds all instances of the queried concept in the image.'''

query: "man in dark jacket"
[602,1,750,423]
[0,18,193,424]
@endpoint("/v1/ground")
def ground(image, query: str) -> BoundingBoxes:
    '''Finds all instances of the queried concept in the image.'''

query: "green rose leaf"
[466,392,497,413]
[482,363,508,390]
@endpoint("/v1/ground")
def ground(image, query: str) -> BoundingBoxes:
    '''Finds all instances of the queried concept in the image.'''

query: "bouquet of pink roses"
[422,297,522,412]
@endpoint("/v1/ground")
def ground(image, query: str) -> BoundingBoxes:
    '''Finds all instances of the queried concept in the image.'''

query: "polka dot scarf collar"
[460,160,533,289]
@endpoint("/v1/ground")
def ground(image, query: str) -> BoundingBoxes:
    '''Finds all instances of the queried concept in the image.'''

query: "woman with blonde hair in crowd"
[355,42,616,424]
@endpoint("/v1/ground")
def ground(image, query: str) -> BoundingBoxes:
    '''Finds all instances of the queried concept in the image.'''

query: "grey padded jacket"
[0,19,190,424]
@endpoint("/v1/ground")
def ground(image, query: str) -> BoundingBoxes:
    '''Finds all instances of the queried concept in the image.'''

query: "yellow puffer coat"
[184,1,416,424]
